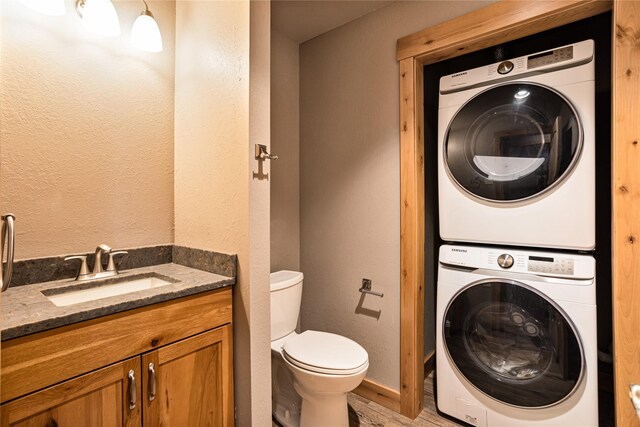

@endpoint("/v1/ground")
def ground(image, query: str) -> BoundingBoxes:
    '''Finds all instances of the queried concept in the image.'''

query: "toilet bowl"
[271,271,369,427]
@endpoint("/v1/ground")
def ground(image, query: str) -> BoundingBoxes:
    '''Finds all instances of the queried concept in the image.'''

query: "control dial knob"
[497,254,514,269]
[497,60,514,75]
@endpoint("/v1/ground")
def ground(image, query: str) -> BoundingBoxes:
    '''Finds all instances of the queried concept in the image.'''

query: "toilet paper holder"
[359,278,383,297]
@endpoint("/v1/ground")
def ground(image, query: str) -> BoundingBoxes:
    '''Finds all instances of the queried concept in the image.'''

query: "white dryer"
[436,244,598,427]
[438,40,595,250]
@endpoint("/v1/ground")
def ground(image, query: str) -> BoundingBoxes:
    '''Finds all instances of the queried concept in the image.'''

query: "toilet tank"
[270,270,304,341]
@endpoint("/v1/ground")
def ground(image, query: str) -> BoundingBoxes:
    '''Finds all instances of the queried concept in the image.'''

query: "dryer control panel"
[440,39,594,94]
[439,244,594,280]
[527,45,573,69]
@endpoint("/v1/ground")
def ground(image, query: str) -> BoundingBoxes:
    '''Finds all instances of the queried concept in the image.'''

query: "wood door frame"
[396,1,640,424]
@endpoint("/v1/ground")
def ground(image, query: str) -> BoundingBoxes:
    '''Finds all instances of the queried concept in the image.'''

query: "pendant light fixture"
[130,0,163,53]
[18,0,66,16]
[75,0,121,37]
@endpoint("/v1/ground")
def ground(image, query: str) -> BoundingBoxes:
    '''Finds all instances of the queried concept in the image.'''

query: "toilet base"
[274,401,301,427]
[297,389,350,427]
[272,349,303,427]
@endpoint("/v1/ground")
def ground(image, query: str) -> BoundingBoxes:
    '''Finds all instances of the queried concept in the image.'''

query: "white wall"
[0,0,175,259]
[270,30,300,272]
[298,0,492,391]
[174,1,271,425]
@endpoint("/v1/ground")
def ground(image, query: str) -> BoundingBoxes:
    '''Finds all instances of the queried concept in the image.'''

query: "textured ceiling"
[272,0,395,44]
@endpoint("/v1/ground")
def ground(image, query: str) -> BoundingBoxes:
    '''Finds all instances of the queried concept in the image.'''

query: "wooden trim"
[612,1,640,426]
[399,57,425,419]
[222,324,234,427]
[424,350,435,378]
[396,0,612,63]
[353,378,401,413]
[1,287,232,403]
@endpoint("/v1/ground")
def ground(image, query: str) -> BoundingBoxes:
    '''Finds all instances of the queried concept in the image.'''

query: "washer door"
[443,280,584,408]
[444,83,582,202]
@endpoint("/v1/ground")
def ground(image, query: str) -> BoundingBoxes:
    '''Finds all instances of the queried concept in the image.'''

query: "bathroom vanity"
[0,263,234,426]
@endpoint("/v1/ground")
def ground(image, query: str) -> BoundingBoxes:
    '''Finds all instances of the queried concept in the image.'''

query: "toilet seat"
[282,330,368,375]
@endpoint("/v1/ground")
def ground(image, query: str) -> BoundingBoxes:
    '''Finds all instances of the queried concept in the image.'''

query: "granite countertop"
[1,263,235,341]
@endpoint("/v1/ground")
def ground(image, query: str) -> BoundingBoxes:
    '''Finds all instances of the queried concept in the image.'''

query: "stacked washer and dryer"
[436,40,599,427]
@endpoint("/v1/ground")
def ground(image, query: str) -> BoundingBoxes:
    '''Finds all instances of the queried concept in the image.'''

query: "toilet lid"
[282,330,369,375]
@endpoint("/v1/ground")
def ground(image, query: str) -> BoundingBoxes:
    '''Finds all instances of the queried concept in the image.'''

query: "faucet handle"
[106,251,129,273]
[65,255,90,279]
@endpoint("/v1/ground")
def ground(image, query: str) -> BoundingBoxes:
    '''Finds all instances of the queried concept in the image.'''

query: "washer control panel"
[527,255,574,275]
[439,245,594,280]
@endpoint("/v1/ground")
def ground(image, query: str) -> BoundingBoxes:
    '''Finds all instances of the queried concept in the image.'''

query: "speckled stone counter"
[1,263,234,341]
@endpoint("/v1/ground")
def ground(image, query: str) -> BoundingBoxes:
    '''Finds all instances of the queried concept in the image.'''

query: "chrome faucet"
[65,244,128,281]
[93,244,111,274]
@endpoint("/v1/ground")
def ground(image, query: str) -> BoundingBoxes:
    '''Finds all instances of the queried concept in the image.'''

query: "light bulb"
[131,11,163,53]
[19,0,66,16]
[79,0,121,37]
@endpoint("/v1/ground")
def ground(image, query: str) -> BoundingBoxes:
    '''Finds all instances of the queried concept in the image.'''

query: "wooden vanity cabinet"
[0,288,234,427]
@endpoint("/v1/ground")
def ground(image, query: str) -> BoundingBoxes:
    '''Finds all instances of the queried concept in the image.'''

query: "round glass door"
[444,83,582,202]
[443,280,584,408]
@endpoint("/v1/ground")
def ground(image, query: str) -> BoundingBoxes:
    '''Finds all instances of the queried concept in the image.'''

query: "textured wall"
[248,3,272,423]
[299,0,493,391]
[174,0,249,255]
[174,1,271,425]
[270,30,300,272]
[0,0,175,260]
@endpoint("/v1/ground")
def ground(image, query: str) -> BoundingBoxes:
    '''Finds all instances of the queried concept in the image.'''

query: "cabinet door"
[142,324,234,427]
[1,357,141,427]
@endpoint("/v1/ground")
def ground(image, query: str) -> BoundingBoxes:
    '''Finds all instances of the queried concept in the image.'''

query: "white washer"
[436,244,598,427]
[438,40,595,250]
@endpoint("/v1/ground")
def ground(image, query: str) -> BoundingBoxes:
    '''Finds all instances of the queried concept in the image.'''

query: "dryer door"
[444,82,582,202]
[443,279,584,408]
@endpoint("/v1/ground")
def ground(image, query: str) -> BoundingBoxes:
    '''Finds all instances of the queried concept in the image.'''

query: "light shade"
[130,11,163,53]
[19,0,66,16]
[80,0,121,37]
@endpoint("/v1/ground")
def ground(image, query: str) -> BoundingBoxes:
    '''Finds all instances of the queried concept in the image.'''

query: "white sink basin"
[44,274,176,307]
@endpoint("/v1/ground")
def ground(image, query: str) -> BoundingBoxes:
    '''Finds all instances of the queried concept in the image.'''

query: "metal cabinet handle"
[128,369,137,410]
[1,213,15,292]
[148,363,156,402]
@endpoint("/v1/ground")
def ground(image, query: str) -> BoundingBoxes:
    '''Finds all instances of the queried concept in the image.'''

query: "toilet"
[270,270,369,427]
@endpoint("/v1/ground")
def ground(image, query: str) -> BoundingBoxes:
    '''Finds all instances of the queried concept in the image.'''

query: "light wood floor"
[274,371,615,426]
[346,373,462,427]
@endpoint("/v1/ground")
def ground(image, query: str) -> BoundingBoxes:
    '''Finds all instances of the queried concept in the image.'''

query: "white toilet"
[271,270,369,427]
